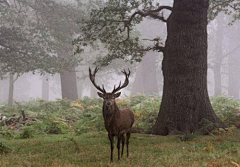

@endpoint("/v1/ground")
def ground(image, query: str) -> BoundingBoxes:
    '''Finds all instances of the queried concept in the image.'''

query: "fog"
[0,0,240,105]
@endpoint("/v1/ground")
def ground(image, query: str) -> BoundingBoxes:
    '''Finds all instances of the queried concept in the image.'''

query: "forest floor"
[1,130,240,167]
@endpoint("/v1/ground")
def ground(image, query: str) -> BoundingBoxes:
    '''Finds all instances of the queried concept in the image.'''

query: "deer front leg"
[117,135,122,161]
[121,134,125,157]
[108,133,114,162]
[126,132,131,157]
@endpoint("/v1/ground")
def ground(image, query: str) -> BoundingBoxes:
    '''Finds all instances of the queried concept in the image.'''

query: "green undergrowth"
[0,94,240,138]
[0,131,240,167]
[0,95,240,166]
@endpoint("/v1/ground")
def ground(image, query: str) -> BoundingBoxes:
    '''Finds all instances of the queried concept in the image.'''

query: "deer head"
[89,67,130,107]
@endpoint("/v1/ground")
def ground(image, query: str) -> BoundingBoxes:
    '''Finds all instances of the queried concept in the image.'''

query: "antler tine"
[121,68,131,77]
[89,67,106,93]
[112,69,131,94]
[102,84,106,93]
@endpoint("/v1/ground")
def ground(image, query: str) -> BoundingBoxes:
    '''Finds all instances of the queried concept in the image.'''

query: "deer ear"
[114,92,121,98]
[97,92,104,98]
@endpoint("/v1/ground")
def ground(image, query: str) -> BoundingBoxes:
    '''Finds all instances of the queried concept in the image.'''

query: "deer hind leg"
[108,133,114,162]
[117,135,122,161]
[126,132,131,157]
[121,134,125,157]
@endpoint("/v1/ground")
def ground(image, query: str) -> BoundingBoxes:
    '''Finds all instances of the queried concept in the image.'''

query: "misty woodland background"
[1,0,240,166]
[0,0,240,103]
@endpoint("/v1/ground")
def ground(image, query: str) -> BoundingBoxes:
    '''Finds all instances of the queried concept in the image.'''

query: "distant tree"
[131,19,164,96]
[0,2,73,106]
[0,1,85,101]
[75,0,227,135]
[209,0,240,22]
[208,0,240,98]
[227,21,240,99]
[42,75,49,100]
[228,52,240,99]
[131,51,159,95]
[0,2,75,77]
[17,0,86,100]
[213,14,224,97]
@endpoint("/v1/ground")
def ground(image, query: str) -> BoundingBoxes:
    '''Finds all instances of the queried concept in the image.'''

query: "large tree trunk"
[131,51,159,95]
[58,51,78,101]
[152,0,226,135]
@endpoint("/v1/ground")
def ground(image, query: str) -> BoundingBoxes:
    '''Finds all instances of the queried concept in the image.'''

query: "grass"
[1,130,240,167]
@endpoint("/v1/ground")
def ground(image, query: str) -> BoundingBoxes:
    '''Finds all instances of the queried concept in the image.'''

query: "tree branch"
[143,37,165,53]
[148,5,173,13]
[121,5,171,40]
[0,0,10,6]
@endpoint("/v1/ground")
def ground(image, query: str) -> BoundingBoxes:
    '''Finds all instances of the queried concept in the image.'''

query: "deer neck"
[103,102,120,124]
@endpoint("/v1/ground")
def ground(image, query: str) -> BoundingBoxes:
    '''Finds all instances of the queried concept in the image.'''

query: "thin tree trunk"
[152,0,226,135]
[213,14,224,97]
[131,63,144,95]
[213,62,222,97]
[58,51,78,101]
[228,53,240,99]
[0,79,9,102]
[131,51,158,95]
[8,74,14,107]
[77,82,83,99]
[228,22,240,99]
[42,74,49,100]
[90,84,98,99]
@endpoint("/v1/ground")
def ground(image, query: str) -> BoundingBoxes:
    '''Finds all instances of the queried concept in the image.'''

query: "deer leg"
[121,134,125,157]
[117,135,122,161]
[108,134,114,162]
[126,132,131,157]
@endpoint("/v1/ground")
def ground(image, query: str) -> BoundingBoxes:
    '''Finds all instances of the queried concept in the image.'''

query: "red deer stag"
[89,67,134,162]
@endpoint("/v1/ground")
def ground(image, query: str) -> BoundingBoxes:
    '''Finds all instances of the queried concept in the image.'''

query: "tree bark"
[152,0,226,135]
[131,51,159,95]
[58,51,78,101]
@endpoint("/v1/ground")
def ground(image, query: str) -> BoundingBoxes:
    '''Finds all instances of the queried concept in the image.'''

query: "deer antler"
[112,69,131,94]
[89,67,106,94]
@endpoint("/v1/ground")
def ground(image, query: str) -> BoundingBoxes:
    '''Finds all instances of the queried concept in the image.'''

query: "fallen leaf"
[229,161,240,167]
